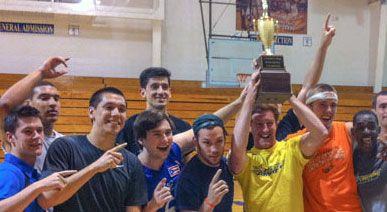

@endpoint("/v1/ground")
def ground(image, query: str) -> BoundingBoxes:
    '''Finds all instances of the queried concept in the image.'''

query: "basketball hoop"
[236,73,251,88]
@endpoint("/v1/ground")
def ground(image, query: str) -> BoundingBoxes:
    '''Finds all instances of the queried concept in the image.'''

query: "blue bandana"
[192,114,225,135]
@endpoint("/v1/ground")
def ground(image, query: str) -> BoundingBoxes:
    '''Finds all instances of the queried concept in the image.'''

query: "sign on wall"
[236,0,308,34]
[0,22,54,34]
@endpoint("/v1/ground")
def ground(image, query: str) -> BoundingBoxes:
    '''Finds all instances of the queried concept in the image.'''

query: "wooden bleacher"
[0,74,375,162]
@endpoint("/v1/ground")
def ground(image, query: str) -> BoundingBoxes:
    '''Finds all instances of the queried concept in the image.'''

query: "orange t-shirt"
[287,122,361,212]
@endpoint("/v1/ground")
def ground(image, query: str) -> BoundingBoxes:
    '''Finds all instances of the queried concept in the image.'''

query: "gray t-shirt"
[34,130,63,173]
[353,141,387,212]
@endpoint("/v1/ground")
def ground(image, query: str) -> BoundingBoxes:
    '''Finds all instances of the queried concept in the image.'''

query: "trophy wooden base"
[256,55,292,104]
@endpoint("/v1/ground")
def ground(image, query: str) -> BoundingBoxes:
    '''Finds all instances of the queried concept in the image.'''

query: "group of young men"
[0,14,386,212]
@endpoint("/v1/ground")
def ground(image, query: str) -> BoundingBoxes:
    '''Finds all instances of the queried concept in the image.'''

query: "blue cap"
[192,114,225,135]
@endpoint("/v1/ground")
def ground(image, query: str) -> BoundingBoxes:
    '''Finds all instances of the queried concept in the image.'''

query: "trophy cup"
[253,0,291,104]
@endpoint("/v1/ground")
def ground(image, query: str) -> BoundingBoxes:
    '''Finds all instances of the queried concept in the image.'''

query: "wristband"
[204,197,215,209]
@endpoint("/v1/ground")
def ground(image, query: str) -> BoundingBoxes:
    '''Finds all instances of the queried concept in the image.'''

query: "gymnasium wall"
[0,0,385,87]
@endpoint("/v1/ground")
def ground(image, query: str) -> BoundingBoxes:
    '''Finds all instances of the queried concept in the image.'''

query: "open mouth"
[261,134,270,139]
[321,116,332,122]
[157,146,170,152]
[107,120,122,127]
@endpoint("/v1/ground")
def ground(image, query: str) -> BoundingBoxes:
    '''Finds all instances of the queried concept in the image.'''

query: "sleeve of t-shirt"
[175,176,201,211]
[171,143,183,162]
[0,169,23,200]
[116,116,140,155]
[276,109,302,141]
[288,135,309,166]
[41,137,72,178]
[171,116,191,134]
[125,154,148,206]
[234,154,251,188]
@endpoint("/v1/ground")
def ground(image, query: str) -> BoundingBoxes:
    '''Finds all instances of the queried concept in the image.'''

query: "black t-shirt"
[42,135,148,212]
[175,155,234,212]
[353,141,387,211]
[116,113,191,155]
[276,108,303,141]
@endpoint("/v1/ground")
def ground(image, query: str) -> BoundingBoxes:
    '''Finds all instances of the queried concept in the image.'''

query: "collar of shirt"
[5,154,40,180]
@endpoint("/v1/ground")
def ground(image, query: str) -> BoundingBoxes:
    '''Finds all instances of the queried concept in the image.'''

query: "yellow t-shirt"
[236,135,308,212]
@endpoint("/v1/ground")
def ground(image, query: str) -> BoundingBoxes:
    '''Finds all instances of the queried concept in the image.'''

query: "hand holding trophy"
[253,0,291,104]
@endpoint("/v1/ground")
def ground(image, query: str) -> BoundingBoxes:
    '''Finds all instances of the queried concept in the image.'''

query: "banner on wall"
[0,22,54,34]
[236,0,308,34]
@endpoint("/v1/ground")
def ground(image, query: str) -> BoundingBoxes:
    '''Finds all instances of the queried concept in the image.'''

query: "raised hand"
[92,143,127,173]
[38,170,77,191]
[321,14,336,48]
[149,178,173,210]
[206,169,229,208]
[245,69,261,102]
[39,56,70,79]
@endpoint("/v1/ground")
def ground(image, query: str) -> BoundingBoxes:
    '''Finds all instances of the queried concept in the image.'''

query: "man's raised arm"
[297,14,335,102]
[0,56,69,115]
[290,96,329,157]
[174,86,249,155]
[229,72,260,175]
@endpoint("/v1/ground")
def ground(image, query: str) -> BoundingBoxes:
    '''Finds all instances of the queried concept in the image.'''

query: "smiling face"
[30,85,60,125]
[251,110,277,149]
[309,99,337,130]
[374,95,387,129]
[7,117,44,162]
[195,126,225,167]
[141,77,171,110]
[352,113,380,153]
[140,119,173,161]
[89,93,127,136]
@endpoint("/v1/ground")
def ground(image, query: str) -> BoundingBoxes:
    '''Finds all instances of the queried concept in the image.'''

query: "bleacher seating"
[0,74,375,162]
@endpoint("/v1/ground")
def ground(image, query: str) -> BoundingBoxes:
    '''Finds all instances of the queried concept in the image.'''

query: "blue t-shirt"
[143,143,183,212]
[0,153,44,212]
[175,155,234,212]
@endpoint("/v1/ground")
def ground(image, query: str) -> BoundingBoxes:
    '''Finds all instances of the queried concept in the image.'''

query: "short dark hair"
[30,81,57,99]
[252,104,280,122]
[372,91,387,109]
[352,110,379,126]
[133,110,175,141]
[139,67,171,89]
[89,87,126,108]
[4,106,41,134]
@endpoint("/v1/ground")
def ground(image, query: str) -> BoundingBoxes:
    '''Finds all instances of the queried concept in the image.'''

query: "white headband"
[305,91,338,105]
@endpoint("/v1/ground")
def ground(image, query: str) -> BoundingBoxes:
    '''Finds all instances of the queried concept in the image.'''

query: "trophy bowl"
[257,17,277,55]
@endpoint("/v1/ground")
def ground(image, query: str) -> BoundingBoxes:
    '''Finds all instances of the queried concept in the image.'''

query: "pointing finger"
[210,169,222,185]
[324,14,331,31]
[110,143,127,152]
[155,178,167,191]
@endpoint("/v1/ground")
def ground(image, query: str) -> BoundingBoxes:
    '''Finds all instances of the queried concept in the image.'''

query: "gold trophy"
[253,0,291,104]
